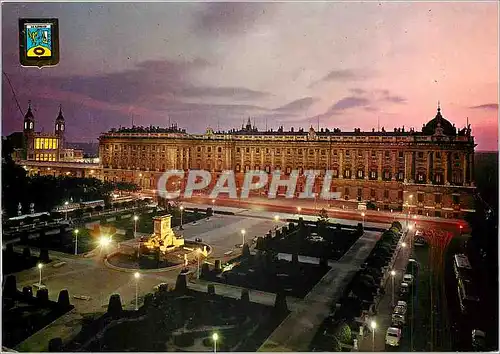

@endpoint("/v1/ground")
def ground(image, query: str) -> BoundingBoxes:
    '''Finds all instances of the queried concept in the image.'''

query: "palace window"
[344,187,350,196]
[417,172,425,182]
[236,164,241,172]
[383,171,391,180]
[436,152,441,159]
[255,165,260,171]
[385,151,390,158]
[452,194,460,204]
[256,148,260,153]
[452,172,462,184]
[370,188,376,198]
[276,148,281,154]
[434,173,443,184]
[397,171,404,181]
[287,149,291,154]
[309,149,314,155]
[286,166,291,174]
[266,148,270,154]
[333,150,337,156]
[298,149,303,155]
[265,165,270,173]
[399,151,404,158]
[246,148,249,153]
[208,147,212,153]
[344,169,351,178]
[152,146,155,151]
[435,194,442,203]
[384,190,389,199]
[332,169,338,178]
[162,146,165,151]
[218,147,222,153]
[142,146,146,151]
[357,169,364,179]
[357,188,362,197]
[418,193,424,203]
[371,150,376,157]
[358,150,363,157]
[370,171,377,180]
[114,145,118,150]
[236,148,240,153]
[345,150,350,157]
[454,153,460,160]
[418,151,424,158]
[398,190,403,200]
[321,150,326,156]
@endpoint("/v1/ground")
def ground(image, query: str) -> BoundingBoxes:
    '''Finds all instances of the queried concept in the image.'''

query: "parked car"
[403,274,414,286]
[472,329,486,350]
[385,327,402,347]
[393,304,407,316]
[397,300,408,311]
[195,237,203,243]
[399,282,410,297]
[391,313,406,326]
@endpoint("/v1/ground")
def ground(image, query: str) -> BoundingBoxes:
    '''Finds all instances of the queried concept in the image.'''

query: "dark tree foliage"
[22,247,31,259]
[3,275,17,297]
[36,288,49,303]
[175,274,187,293]
[39,248,50,262]
[57,289,71,308]
[274,291,288,314]
[5,243,14,255]
[242,243,251,258]
[241,288,250,303]
[48,337,63,352]
[107,294,123,317]
[207,284,215,295]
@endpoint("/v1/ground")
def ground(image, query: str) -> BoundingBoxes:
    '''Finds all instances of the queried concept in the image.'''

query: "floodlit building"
[98,105,476,218]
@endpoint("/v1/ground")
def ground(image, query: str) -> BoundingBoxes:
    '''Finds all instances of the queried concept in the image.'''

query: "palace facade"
[98,105,476,218]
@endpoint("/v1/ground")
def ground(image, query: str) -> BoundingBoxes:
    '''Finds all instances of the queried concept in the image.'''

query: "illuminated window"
[357,169,363,178]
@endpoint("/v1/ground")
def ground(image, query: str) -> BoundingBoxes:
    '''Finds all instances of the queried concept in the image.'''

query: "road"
[179,195,469,233]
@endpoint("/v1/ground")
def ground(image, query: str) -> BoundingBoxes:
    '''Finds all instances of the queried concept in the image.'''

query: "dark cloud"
[274,97,316,112]
[330,96,371,111]
[310,69,371,87]
[469,103,498,111]
[179,86,271,100]
[195,3,269,35]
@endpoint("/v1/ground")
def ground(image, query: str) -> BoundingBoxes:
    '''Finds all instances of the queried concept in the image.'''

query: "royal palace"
[16,104,476,218]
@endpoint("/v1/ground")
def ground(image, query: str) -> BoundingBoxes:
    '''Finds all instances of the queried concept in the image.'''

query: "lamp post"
[297,206,301,216]
[390,270,396,306]
[64,201,69,220]
[133,215,139,238]
[370,320,377,352]
[37,263,43,286]
[134,272,140,310]
[241,229,246,246]
[212,199,215,206]
[180,206,184,230]
[212,333,218,353]
[197,248,201,279]
[361,212,365,227]
[74,229,79,255]
[402,242,407,249]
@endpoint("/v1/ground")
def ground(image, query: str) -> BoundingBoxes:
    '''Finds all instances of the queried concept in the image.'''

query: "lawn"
[64,286,288,352]
[201,252,330,298]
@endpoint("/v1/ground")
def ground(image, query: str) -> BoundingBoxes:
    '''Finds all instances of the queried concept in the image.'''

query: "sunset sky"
[2,2,498,150]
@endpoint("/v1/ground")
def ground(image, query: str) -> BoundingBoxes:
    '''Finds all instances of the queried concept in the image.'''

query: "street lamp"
[133,215,139,238]
[64,201,69,220]
[370,320,377,352]
[212,199,215,206]
[37,263,43,286]
[197,248,202,279]
[180,206,184,230]
[134,272,140,310]
[390,270,396,306]
[297,206,301,215]
[74,229,79,255]
[361,212,365,227]
[241,229,246,246]
[212,333,219,353]
[274,214,280,222]
[408,224,414,231]
[402,242,407,248]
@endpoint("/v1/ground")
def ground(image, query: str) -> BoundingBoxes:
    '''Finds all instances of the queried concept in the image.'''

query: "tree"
[57,289,71,308]
[175,273,187,293]
[3,275,17,297]
[107,294,123,317]
[48,338,63,352]
[333,322,352,345]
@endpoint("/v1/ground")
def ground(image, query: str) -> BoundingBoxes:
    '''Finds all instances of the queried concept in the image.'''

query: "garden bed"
[257,221,363,261]
[64,287,288,352]
[2,278,74,348]
[201,252,330,298]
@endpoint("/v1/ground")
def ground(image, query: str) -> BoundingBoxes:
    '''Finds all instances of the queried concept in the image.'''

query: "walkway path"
[258,230,380,352]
